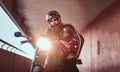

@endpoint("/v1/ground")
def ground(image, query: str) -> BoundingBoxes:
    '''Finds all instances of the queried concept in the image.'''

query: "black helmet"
[46,10,61,21]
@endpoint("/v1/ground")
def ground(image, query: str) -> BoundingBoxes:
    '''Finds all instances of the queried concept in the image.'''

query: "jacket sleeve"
[61,24,84,58]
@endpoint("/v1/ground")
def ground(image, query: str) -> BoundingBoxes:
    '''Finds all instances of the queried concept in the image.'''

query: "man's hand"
[60,40,71,50]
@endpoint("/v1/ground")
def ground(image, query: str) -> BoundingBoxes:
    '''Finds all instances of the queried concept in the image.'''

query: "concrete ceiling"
[1,0,114,38]
[19,0,114,37]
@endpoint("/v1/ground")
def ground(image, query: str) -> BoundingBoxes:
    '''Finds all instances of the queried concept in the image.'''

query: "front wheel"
[30,64,44,72]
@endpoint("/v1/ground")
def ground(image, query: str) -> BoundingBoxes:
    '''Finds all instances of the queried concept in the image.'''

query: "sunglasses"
[48,17,59,23]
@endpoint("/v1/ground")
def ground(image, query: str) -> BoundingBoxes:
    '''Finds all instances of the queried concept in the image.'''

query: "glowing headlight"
[36,38,51,51]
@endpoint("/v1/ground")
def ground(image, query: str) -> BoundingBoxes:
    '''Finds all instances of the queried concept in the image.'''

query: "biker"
[45,10,84,72]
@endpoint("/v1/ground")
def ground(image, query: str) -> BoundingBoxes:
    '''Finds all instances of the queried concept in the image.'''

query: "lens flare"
[36,38,51,51]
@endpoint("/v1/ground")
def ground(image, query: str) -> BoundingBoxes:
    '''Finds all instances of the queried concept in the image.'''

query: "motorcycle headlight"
[36,37,51,51]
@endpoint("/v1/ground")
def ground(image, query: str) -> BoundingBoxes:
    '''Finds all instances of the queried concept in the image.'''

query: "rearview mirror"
[14,31,24,37]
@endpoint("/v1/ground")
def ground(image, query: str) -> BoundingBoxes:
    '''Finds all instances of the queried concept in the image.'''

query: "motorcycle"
[14,31,83,72]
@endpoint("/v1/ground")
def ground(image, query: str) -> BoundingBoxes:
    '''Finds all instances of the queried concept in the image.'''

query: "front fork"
[30,49,47,72]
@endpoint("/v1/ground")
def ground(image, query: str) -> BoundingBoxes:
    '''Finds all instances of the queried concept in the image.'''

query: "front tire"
[30,64,44,72]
